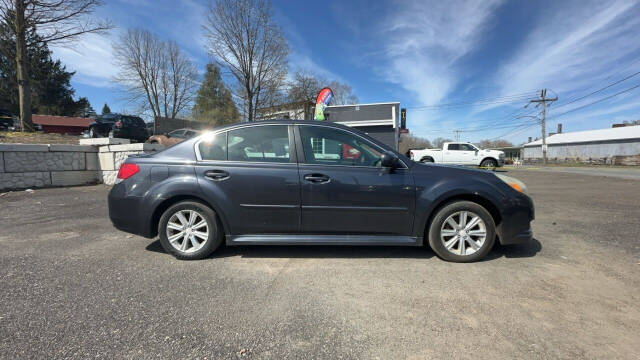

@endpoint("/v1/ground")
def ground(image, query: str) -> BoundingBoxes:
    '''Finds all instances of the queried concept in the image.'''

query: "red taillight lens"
[117,163,139,180]
[410,151,414,159]
[115,120,122,128]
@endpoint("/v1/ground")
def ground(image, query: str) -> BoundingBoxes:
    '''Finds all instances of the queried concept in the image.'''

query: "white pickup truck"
[409,142,505,168]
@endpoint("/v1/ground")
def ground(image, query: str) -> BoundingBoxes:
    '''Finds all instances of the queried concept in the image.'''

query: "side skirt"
[226,234,423,246]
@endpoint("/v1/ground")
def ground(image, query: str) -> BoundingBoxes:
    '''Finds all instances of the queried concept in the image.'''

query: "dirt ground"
[0,169,639,359]
[0,131,82,144]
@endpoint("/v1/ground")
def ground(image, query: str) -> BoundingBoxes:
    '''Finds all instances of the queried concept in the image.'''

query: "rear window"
[122,116,145,127]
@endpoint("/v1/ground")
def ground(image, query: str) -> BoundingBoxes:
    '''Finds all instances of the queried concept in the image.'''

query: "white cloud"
[50,33,119,88]
[495,0,640,100]
[379,0,504,106]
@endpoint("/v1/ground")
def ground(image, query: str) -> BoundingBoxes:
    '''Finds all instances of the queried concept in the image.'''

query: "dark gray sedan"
[108,120,533,262]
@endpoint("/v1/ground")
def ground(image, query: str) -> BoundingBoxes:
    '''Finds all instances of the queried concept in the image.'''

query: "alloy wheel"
[166,210,209,253]
[440,211,487,256]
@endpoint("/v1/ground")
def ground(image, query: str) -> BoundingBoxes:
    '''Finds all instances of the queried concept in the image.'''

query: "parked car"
[410,142,505,168]
[0,109,14,129]
[88,114,148,142]
[108,120,533,262]
[145,122,154,136]
[147,128,201,146]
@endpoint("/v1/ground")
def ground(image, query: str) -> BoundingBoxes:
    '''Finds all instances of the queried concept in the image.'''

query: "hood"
[411,161,490,175]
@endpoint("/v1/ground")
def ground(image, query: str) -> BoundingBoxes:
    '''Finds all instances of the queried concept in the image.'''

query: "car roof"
[205,119,360,133]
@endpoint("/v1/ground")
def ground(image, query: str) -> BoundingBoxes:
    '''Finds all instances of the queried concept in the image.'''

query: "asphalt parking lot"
[1,168,639,359]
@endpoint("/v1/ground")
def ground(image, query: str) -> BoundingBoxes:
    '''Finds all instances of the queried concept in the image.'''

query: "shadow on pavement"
[146,238,541,261]
[146,240,434,259]
[483,238,542,261]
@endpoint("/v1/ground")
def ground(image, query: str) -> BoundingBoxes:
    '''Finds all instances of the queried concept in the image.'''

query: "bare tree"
[203,0,289,122]
[399,135,432,156]
[287,69,359,106]
[476,139,514,149]
[0,0,111,130]
[114,29,197,120]
[432,137,453,149]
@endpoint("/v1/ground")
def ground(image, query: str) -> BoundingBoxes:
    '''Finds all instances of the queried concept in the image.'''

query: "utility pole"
[454,130,462,142]
[529,89,557,164]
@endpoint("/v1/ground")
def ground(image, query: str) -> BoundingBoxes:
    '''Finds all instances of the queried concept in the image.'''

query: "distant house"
[256,101,315,121]
[32,115,93,134]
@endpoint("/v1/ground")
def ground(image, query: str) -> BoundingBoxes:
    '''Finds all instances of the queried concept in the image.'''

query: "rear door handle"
[304,173,330,183]
[204,169,229,181]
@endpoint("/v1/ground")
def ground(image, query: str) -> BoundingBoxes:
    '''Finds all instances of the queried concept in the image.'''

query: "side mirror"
[381,152,401,168]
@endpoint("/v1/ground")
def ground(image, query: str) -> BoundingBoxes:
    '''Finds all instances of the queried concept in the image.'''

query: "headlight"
[495,173,527,194]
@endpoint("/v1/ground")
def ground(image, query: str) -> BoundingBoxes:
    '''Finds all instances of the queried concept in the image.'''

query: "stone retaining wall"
[0,140,165,190]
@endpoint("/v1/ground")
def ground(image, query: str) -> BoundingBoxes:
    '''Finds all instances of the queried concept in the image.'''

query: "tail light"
[117,163,139,181]
[409,151,414,159]
[115,120,122,128]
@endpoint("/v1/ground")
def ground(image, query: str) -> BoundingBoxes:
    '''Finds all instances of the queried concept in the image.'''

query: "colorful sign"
[314,87,334,121]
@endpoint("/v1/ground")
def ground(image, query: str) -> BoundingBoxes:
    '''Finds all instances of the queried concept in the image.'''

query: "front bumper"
[496,193,534,245]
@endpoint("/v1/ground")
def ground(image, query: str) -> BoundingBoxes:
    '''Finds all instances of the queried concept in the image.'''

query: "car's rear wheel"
[420,157,434,163]
[158,201,222,260]
[428,201,495,262]
[480,158,497,169]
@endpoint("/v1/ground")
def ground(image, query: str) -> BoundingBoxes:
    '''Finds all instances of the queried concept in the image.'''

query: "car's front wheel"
[158,201,222,260]
[428,201,495,262]
[480,158,498,169]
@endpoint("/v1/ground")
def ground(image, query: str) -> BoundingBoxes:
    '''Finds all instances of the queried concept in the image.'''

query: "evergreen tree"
[192,63,239,126]
[0,21,85,117]
[73,97,97,118]
[101,103,111,115]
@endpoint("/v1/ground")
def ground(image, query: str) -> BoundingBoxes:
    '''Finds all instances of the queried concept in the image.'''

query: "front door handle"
[204,169,230,181]
[304,173,330,183]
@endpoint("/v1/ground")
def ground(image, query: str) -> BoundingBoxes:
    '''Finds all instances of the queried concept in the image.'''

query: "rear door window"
[227,125,290,163]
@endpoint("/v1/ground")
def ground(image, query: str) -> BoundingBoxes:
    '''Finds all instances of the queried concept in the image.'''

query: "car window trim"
[295,123,408,169]
[194,123,296,164]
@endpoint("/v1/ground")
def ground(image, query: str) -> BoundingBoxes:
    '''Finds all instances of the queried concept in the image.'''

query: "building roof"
[32,115,93,127]
[523,125,640,147]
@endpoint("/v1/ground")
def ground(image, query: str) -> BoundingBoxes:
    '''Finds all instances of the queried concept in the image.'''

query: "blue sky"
[50,0,640,145]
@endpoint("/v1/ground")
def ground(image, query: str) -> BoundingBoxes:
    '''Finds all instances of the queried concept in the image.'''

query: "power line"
[553,70,640,110]
[551,83,640,119]
[406,91,539,110]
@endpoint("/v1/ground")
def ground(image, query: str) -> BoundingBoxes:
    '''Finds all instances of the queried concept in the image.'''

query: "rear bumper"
[496,193,534,245]
[108,183,153,238]
[113,129,148,142]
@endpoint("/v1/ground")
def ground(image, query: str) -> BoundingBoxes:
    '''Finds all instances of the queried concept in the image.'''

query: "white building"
[522,125,640,165]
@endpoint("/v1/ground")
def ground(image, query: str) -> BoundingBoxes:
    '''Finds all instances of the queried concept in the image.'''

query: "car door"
[295,124,415,236]
[445,143,474,164]
[457,144,478,164]
[195,124,301,235]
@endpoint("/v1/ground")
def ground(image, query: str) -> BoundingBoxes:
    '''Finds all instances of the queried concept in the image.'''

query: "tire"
[428,201,495,262]
[480,158,497,169]
[420,157,434,163]
[158,201,223,260]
